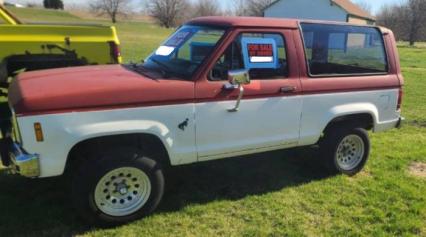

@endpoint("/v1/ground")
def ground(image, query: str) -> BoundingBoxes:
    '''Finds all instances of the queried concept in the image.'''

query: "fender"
[321,103,379,131]
[299,102,379,146]
[16,105,196,178]
[67,120,173,157]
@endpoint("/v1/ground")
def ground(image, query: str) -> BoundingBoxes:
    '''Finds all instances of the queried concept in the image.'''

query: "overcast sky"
[9,0,407,14]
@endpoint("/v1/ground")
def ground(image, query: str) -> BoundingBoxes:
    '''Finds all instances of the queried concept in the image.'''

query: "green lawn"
[0,8,425,237]
[7,6,83,23]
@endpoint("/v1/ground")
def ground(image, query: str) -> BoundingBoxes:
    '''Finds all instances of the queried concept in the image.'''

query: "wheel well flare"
[65,134,170,174]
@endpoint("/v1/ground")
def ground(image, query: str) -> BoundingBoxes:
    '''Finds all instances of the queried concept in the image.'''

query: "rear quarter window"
[301,23,388,76]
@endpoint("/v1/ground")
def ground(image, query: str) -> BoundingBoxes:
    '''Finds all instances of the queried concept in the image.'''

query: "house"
[264,0,376,25]
[4,2,25,8]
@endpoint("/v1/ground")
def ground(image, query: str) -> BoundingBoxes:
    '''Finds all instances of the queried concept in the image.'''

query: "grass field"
[1,7,425,237]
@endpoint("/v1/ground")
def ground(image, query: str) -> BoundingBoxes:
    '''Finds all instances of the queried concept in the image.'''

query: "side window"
[210,33,288,81]
[300,23,388,76]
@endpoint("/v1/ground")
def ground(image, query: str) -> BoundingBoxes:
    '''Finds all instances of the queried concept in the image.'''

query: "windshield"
[143,25,226,79]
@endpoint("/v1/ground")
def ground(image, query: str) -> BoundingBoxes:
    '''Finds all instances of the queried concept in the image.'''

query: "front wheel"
[320,127,370,176]
[72,147,165,225]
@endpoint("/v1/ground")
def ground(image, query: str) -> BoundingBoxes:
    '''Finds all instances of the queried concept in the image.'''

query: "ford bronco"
[1,17,404,224]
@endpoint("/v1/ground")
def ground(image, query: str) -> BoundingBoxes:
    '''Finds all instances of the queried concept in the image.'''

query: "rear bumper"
[374,116,405,132]
[396,116,405,129]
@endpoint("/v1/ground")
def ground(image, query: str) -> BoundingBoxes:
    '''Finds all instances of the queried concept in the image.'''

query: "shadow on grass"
[407,119,426,128]
[0,147,333,236]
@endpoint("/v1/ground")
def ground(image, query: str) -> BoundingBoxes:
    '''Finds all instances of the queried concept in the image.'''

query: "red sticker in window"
[248,44,274,57]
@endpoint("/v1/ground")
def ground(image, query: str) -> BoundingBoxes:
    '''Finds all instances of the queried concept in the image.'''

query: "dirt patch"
[408,120,426,128]
[408,162,426,178]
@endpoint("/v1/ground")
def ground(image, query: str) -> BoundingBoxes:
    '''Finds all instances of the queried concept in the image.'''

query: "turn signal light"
[397,88,403,111]
[34,123,44,142]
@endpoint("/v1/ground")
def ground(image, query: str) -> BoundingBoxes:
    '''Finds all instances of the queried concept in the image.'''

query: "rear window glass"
[301,23,388,76]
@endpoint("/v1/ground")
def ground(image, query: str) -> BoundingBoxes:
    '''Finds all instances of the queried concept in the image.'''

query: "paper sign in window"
[241,37,279,69]
[155,46,175,56]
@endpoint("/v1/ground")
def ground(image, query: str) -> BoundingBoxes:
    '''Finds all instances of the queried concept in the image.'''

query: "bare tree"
[192,0,221,17]
[246,0,274,16]
[90,0,131,23]
[232,0,274,17]
[44,0,64,10]
[147,0,190,28]
[232,0,247,16]
[377,5,402,38]
[406,0,426,46]
[377,0,426,45]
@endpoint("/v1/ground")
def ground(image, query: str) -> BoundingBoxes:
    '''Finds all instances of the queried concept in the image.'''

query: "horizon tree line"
[40,0,426,45]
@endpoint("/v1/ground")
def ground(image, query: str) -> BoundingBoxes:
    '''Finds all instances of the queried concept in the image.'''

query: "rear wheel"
[72,147,165,225]
[320,126,370,176]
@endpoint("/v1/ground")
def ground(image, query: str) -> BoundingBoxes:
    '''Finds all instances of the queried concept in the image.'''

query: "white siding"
[264,0,348,22]
[348,16,372,25]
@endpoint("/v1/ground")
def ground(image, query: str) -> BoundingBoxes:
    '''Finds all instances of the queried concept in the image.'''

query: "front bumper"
[9,143,40,178]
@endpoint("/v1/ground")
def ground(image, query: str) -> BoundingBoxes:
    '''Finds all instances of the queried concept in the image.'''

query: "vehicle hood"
[8,65,194,115]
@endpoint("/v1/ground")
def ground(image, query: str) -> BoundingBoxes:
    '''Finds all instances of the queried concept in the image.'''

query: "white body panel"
[18,104,196,177]
[196,96,303,161]
[264,0,348,22]
[17,89,400,178]
[298,89,400,146]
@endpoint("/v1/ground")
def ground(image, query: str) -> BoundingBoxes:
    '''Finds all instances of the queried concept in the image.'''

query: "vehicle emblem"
[178,119,189,131]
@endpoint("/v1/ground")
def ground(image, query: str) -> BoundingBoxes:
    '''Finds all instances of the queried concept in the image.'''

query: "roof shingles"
[332,0,375,20]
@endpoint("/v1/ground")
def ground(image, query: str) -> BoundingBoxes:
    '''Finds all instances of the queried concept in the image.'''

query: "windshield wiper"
[124,63,159,80]
[144,58,190,80]
[149,58,176,78]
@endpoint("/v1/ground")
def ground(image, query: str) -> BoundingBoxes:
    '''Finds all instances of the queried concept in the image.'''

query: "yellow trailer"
[0,5,122,86]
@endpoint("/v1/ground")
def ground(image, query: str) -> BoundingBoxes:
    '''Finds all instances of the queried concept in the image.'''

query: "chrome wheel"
[94,167,151,217]
[335,135,365,171]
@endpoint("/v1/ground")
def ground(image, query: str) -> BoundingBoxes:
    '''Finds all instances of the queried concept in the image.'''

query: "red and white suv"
[1,17,404,224]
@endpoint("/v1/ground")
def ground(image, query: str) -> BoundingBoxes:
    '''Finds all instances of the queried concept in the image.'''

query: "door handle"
[280,86,296,94]
[223,83,238,91]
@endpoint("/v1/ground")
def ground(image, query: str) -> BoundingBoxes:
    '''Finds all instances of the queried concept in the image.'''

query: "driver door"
[195,29,303,161]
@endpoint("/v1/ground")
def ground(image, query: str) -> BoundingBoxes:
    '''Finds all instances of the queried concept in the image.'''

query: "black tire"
[320,126,370,176]
[0,62,8,85]
[72,146,165,225]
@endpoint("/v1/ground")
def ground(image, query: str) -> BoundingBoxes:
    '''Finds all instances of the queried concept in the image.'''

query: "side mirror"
[226,69,250,112]
[228,69,250,86]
